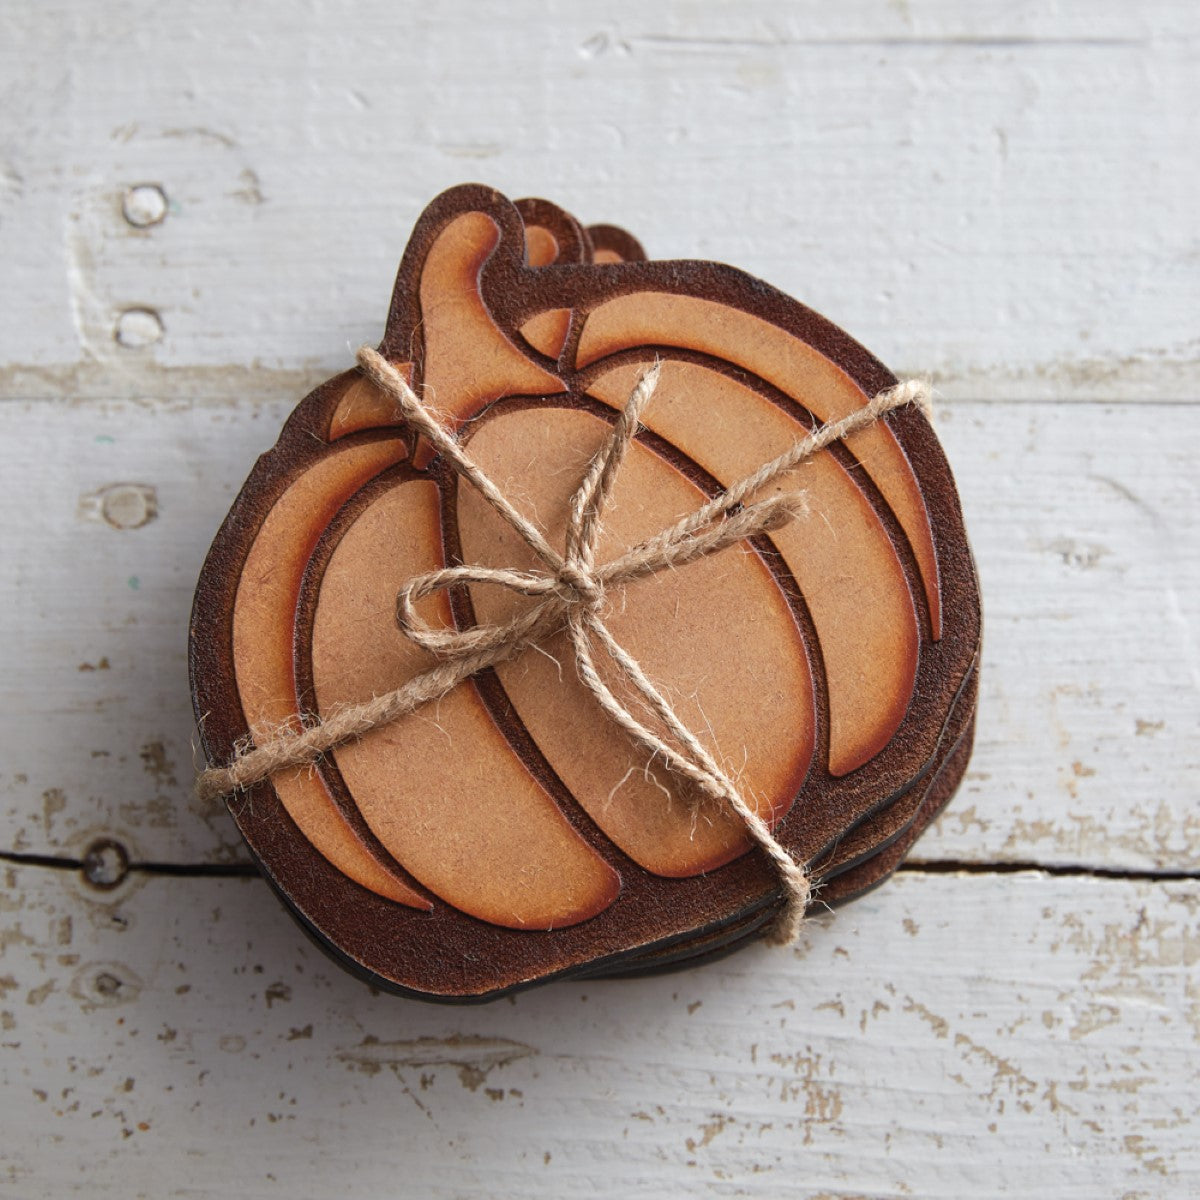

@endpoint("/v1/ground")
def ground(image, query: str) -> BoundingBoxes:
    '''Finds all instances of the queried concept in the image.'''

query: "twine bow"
[197,344,932,944]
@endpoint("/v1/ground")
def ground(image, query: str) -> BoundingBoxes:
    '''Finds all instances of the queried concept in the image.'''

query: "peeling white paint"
[0,869,1195,1195]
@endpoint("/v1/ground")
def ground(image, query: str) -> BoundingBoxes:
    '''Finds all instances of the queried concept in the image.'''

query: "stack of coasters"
[190,185,981,1001]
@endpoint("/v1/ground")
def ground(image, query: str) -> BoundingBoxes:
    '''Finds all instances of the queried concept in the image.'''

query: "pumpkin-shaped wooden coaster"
[190,185,981,1001]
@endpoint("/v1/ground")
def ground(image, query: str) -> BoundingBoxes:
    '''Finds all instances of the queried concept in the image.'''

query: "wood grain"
[1,2,1194,403]
[1,865,1195,1197]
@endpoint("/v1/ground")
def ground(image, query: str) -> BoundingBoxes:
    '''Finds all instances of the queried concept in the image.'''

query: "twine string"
[197,344,932,944]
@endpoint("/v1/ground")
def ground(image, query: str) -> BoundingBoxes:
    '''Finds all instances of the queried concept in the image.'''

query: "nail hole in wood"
[122,184,168,228]
[93,971,123,997]
[82,839,129,890]
[114,307,164,348]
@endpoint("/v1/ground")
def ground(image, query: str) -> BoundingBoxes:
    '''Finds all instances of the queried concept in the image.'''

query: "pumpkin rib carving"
[573,292,942,642]
[573,345,936,664]
[440,391,833,883]
[327,364,416,443]
[454,401,816,878]
[578,355,919,778]
[229,437,431,909]
[305,475,622,931]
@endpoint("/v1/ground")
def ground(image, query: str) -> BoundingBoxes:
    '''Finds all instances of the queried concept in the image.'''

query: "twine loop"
[197,344,933,945]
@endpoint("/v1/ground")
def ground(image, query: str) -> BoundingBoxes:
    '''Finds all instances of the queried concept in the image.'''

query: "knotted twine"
[197,345,932,944]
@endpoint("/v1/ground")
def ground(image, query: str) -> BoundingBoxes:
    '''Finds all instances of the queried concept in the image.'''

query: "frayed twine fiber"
[197,347,932,944]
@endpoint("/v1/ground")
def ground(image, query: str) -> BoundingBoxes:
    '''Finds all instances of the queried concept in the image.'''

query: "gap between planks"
[1,847,1195,886]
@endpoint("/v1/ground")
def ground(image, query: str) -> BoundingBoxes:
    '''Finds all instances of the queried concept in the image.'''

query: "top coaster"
[189,184,981,1002]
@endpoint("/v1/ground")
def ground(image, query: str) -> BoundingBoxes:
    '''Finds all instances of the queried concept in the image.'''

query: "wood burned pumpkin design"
[190,185,981,1000]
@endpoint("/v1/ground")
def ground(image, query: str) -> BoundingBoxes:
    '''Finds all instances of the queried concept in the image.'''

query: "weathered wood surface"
[2,867,1197,1197]
[1,0,1197,1195]
[0,2,1196,403]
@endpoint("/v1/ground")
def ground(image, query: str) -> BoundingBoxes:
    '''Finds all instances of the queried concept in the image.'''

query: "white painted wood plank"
[0,398,289,867]
[922,398,1200,869]
[0,396,1196,871]
[0,1,1196,403]
[1,866,1195,1198]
